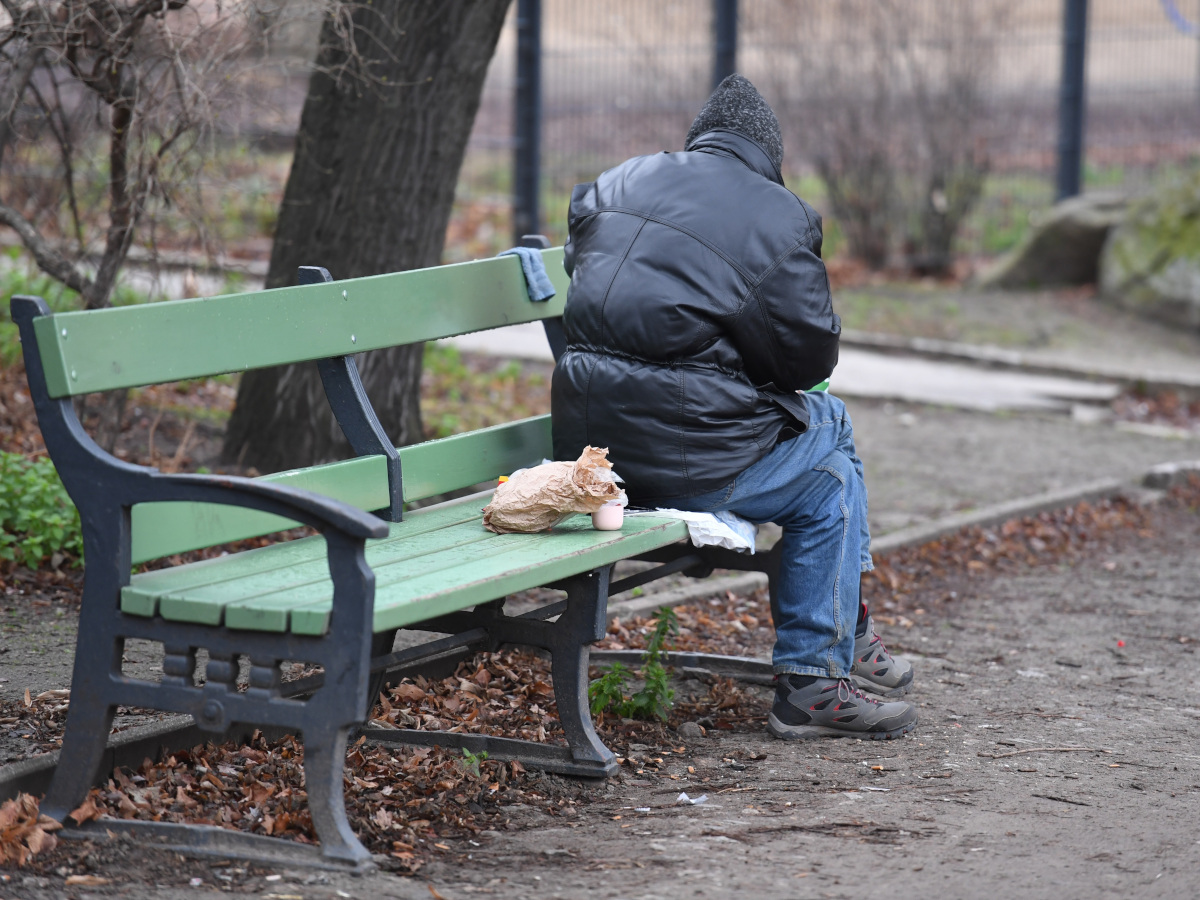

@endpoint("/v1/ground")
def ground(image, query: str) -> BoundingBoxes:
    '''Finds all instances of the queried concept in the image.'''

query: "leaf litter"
[5,479,1199,876]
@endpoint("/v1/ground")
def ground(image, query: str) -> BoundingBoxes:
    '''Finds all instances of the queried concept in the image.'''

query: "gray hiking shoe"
[850,612,913,698]
[768,675,917,741]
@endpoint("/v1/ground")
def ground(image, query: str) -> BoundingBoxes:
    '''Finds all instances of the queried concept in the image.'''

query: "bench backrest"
[32,249,568,397]
[22,250,568,563]
[129,415,552,563]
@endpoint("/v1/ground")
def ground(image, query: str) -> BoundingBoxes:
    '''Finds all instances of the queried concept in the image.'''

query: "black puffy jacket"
[550,129,841,506]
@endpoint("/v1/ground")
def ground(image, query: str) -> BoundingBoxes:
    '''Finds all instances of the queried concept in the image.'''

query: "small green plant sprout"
[0,452,83,569]
[588,606,679,721]
[588,661,632,716]
[645,606,679,657]
[460,747,489,778]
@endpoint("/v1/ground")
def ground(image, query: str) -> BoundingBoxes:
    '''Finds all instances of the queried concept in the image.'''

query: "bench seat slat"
[363,515,688,635]
[218,522,526,631]
[223,526,514,633]
[170,523,499,632]
[128,498,483,599]
[122,498,688,635]
[285,515,689,636]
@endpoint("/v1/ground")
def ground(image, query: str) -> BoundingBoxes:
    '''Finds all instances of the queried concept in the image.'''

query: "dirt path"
[4,473,1199,898]
[396,496,1200,900]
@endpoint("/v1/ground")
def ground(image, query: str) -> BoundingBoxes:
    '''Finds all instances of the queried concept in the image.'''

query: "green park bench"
[10,247,787,867]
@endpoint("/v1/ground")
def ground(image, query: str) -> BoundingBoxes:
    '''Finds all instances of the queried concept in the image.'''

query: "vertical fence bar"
[1055,0,1089,201]
[713,0,738,90]
[514,0,542,243]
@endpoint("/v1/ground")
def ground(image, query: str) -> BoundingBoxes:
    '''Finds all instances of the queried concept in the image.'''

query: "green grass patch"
[421,343,548,439]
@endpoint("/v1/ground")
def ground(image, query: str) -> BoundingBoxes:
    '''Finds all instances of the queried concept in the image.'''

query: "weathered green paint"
[400,416,552,502]
[128,498,480,601]
[362,516,688,635]
[174,520,496,630]
[127,417,553,564]
[129,455,391,564]
[33,249,569,398]
[121,495,688,635]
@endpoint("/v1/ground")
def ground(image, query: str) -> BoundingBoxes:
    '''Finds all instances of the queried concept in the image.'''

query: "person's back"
[552,83,840,506]
[552,75,919,744]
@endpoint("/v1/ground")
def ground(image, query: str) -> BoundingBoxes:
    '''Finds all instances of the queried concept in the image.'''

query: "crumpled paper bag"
[482,446,626,534]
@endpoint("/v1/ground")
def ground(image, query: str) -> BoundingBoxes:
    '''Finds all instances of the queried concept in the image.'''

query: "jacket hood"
[686,129,785,187]
[685,74,784,173]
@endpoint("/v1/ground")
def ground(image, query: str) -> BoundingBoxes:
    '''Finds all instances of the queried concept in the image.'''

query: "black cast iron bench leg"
[302,724,363,864]
[547,569,614,769]
[40,507,127,823]
[361,567,617,776]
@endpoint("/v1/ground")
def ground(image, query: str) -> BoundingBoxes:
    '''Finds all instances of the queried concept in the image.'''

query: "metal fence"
[447,0,1200,263]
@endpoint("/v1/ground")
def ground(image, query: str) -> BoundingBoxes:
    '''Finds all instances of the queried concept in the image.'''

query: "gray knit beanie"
[685,74,783,173]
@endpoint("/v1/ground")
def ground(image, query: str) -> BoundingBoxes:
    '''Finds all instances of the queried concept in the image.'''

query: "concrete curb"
[606,475,1131,622]
[840,329,1200,396]
[868,476,1127,555]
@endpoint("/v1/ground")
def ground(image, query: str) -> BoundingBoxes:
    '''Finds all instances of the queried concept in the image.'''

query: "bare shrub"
[747,0,1004,273]
[0,1,343,447]
[0,1,375,308]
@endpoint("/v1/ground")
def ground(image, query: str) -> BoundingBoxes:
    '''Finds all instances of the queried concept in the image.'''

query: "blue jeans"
[662,393,872,678]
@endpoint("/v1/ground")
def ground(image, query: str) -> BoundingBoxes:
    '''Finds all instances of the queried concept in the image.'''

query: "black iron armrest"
[130,472,390,541]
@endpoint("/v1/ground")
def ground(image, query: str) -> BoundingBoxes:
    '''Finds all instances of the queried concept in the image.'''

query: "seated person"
[551,75,916,741]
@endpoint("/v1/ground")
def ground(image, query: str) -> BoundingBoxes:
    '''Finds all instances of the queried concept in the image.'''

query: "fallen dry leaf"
[0,793,62,866]
[391,683,426,703]
[64,874,112,886]
[67,795,102,825]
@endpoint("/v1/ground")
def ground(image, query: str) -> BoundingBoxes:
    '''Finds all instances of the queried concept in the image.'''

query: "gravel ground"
[852,398,1200,535]
[4,482,1198,899]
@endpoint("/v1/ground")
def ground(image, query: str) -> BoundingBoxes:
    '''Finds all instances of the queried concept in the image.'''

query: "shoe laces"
[868,628,895,663]
[836,678,876,706]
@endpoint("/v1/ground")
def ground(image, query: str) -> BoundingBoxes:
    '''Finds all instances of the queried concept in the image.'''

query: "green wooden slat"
[223,524,509,633]
[399,416,553,502]
[182,521,498,632]
[231,515,686,635]
[125,505,687,635]
[127,416,551,565]
[129,455,391,565]
[221,522,525,631]
[33,249,570,398]
[123,495,485,617]
[304,515,690,635]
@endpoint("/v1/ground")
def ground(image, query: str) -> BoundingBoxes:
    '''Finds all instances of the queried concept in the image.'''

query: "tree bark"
[222,0,511,473]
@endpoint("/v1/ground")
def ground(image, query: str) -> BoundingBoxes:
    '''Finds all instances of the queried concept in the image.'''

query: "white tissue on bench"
[626,508,757,553]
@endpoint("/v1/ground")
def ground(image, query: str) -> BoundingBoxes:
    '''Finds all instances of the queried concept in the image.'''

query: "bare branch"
[0,202,92,295]
[46,63,85,246]
[1,1,384,311]
[0,42,39,167]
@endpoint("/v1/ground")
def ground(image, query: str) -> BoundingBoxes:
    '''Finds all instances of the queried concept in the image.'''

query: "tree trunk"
[222,0,512,473]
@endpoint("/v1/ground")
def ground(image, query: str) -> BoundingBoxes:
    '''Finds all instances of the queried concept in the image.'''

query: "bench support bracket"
[299,265,404,522]
[364,568,618,778]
